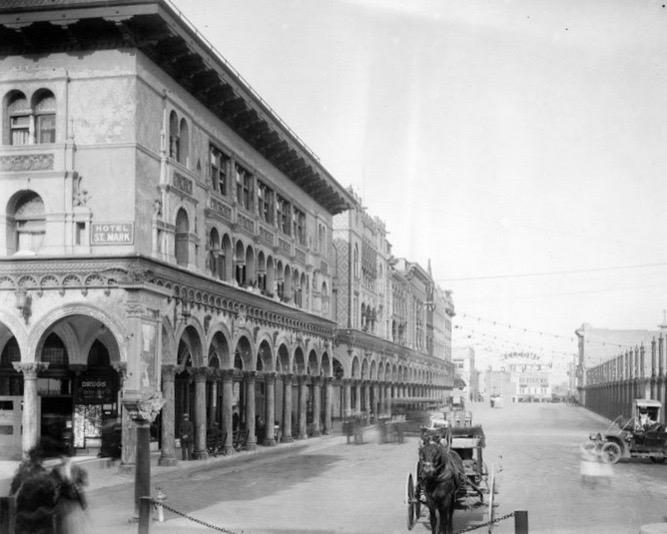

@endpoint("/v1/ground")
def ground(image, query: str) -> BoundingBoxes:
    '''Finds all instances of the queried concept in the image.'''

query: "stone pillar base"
[281,436,294,444]
[311,430,322,437]
[193,450,209,460]
[246,442,257,451]
[322,429,331,436]
[297,433,307,440]
[119,462,135,476]
[264,438,277,447]
[158,456,178,467]
[223,446,234,455]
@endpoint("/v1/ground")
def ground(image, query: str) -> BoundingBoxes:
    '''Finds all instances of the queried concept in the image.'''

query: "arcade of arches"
[0,261,449,466]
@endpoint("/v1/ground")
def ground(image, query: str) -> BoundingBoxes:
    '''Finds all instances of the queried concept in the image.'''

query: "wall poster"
[140,322,159,391]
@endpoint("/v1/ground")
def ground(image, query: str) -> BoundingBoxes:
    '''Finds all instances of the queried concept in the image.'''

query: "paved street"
[84,402,667,534]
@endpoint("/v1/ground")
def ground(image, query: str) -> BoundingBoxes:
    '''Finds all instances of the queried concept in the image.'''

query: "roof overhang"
[0,0,354,215]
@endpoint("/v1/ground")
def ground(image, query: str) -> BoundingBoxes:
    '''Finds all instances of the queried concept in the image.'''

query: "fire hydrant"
[154,485,166,522]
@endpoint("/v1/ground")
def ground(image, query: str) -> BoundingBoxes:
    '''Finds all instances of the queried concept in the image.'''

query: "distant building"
[484,370,514,400]
[452,346,480,401]
[575,322,661,404]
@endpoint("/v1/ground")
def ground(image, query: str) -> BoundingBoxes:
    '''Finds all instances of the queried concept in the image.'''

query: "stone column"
[312,377,322,437]
[373,382,380,421]
[343,379,352,417]
[264,372,277,446]
[193,367,208,460]
[297,375,308,439]
[354,380,362,413]
[323,377,332,435]
[281,374,294,443]
[245,371,257,451]
[159,364,179,466]
[221,369,234,454]
[13,362,47,456]
[363,381,371,421]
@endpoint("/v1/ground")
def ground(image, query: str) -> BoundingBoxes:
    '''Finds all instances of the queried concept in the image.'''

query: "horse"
[418,440,465,534]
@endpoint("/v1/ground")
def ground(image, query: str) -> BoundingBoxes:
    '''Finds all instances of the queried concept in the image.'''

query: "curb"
[83,433,348,492]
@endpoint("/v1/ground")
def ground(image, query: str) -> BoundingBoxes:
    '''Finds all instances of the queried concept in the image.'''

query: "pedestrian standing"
[179,413,194,461]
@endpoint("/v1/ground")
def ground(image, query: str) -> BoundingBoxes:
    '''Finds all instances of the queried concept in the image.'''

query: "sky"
[169,0,667,378]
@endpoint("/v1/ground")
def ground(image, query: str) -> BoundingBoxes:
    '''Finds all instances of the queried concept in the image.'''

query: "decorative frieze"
[237,212,255,233]
[172,172,193,195]
[278,238,291,254]
[209,197,232,220]
[1,153,54,172]
[295,248,306,265]
[259,225,274,246]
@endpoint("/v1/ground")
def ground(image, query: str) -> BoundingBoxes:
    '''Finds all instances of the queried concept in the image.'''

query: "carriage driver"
[638,409,654,431]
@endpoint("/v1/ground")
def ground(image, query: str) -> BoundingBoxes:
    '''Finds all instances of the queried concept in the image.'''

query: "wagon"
[406,424,489,530]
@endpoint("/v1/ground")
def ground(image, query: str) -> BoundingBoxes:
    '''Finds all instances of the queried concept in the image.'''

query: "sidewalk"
[2,432,350,534]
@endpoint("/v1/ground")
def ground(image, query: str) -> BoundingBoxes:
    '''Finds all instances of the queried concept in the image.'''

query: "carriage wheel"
[415,479,422,519]
[601,442,622,464]
[407,473,416,530]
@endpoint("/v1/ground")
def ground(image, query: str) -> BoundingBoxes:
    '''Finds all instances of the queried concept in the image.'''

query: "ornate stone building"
[0,0,454,464]
[331,192,454,420]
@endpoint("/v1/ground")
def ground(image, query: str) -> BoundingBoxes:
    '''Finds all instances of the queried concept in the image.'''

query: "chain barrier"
[149,498,243,534]
[453,511,515,534]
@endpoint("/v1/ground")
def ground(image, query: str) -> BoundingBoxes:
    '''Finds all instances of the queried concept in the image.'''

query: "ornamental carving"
[1,154,54,172]
[13,362,48,379]
[237,213,254,233]
[278,238,291,254]
[173,172,193,195]
[209,197,232,220]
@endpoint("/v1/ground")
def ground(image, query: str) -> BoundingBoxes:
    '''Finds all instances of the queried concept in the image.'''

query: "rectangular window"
[75,222,85,246]
[210,145,229,196]
[277,195,291,235]
[257,180,274,224]
[293,207,306,245]
[10,115,30,146]
[36,114,55,144]
[235,164,253,211]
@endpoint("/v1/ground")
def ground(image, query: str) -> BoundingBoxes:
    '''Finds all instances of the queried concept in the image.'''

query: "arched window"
[6,91,30,146]
[42,333,68,368]
[33,90,56,144]
[169,111,179,161]
[179,118,189,166]
[4,89,56,146]
[175,208,189,266]
[8,190,46,255]
[87,340,110,367]
[209,228,220,278]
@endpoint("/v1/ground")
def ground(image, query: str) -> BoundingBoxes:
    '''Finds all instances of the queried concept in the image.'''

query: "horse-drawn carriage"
[406,423,490,533]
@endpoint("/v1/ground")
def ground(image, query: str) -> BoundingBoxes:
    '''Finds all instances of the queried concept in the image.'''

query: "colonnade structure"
[0,256,450,465]
[583,336,667,423]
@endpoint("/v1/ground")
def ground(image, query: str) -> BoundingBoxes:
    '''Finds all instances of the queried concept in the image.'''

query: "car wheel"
[601,442,622,464]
